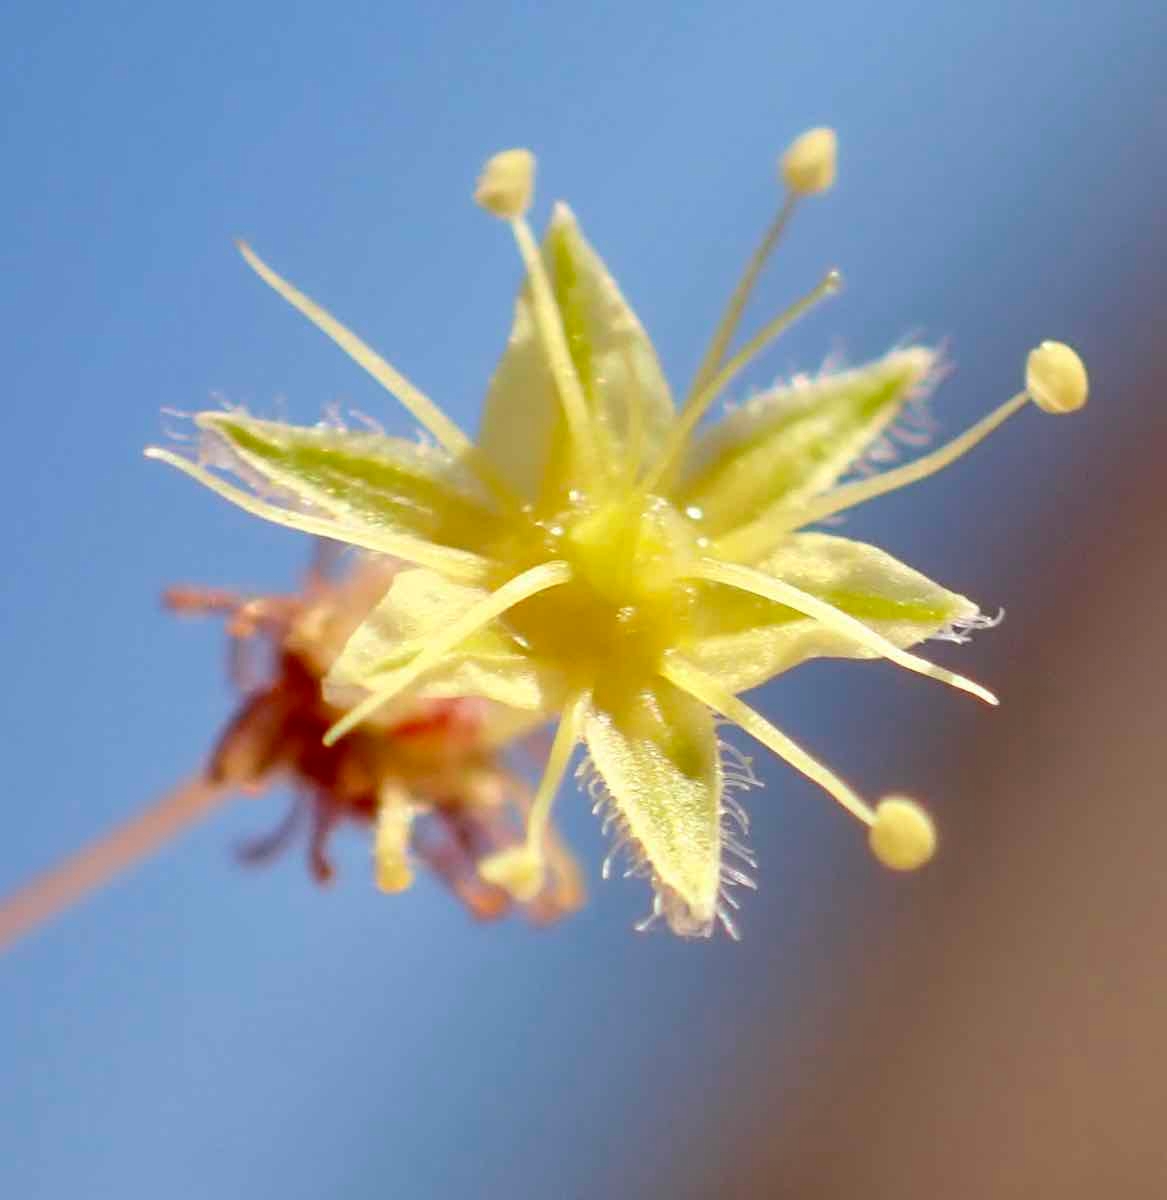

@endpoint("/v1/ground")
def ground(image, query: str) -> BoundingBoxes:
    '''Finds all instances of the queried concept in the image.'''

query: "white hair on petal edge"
[932,607,1005,645]
[318,400,346,430]
[348,408,386,435]
[159,407,196,443]
[576,731,762,941]
[849,346,949,479]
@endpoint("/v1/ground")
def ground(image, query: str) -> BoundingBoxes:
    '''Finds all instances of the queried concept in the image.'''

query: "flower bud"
[868,796,936,870]
[1026,341,1088,414]
[474,148,536,219]
[780,127,837,196]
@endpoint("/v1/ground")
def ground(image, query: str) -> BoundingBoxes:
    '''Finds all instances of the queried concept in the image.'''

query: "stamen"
[0,777,229,952]
[479,694,586,900]
[323,561,573,745]
[373,787,416,893]
[660,658,876,826]
[644,269,841,491]
[718,344,1088,559]
[145,447,494,583]
[688,128,837,406]
[236,242,473,459]
[473,152,601,483]
[686,558,998,706]
[508,213,602,482]
[794,390,1029,525]
[687,193,797,400]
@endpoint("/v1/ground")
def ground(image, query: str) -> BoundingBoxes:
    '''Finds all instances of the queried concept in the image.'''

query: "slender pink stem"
[0,775,231,953]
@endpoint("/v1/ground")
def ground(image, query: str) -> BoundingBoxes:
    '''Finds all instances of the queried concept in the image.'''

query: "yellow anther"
[478,844,544,901]
[780,127,838,196]
[868,796,937,871]
[374,797,415,893]
[1026,341,1088,414]
[474,148,536,219]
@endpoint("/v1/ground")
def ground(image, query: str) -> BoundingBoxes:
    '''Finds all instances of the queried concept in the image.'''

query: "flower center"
[494,492,702,688]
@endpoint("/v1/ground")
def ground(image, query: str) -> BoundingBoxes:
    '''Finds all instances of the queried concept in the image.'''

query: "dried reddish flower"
[0,553,583,951]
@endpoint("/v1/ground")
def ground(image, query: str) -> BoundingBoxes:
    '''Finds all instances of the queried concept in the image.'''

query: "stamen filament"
[619,344,646,486]
[236,243,522,512]
[323,560,573,745]
[146,448,494,583]
[687,558,998,706]
[754,391,1031,542]
[476,695,586,902]
[373,786,416,893]
[660,658,876,825]
[237,242,471,456]
[526,694,587,850]
[645,269,841,491]
[687,194,797,400]
[509,217,602,483]
[0,777,229,952]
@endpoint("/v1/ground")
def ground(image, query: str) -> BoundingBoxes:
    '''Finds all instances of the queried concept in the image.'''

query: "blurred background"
[1,2,1164,1196]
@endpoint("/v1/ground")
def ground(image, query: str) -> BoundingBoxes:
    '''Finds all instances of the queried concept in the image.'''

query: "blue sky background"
[1,3,1163,1197]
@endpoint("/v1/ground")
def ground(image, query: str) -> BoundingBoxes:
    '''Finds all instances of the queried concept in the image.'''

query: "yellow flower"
[148,130,1087,938]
